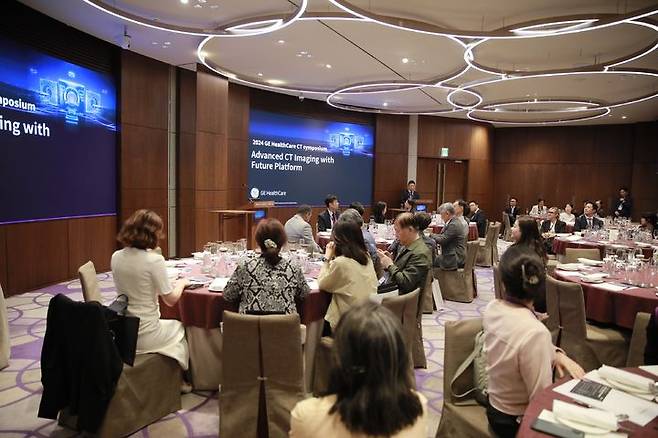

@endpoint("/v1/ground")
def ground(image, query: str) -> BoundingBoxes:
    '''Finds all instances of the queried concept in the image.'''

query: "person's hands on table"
[555,351,585,379]
[377,248,394,269]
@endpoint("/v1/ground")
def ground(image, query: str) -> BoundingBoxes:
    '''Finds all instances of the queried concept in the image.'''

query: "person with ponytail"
[290,302,427,437]
[223,219,309,314]
[484,245,584,437]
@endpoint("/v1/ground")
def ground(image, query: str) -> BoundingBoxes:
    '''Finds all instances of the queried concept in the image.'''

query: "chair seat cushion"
[437,402,492,438]
[586,324,627,344]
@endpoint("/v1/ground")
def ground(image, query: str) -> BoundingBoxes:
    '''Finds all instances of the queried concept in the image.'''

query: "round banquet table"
[518,368,658,437]
[552,237,655,260]
[552,267,658,329]
[316,232,393,250]
[159,258,331,391]
[430,222,479,241]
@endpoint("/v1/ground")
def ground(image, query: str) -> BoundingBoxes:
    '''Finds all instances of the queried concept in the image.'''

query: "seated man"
[574,201,604,231]
[376,213,431,295]
[284,204,322,254]
[504,197,521,226]
[468,200,487,238]
[431,203,466,270]
[317,194,340,232]
[453,199,470,236]
[540,207,566,254]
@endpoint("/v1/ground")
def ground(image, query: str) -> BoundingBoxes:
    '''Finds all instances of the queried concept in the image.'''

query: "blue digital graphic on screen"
[248,110,374,206]
[0,35,117,224]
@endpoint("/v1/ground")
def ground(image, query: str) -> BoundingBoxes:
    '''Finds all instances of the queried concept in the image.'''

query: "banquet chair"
[0,283,9,370]
[421,268,435,313]
[436,318,492,438]
[78,261,102,303]
[312,289,420,395]
[626,312,650,367]
[545,276,628,371]
[219,311,304,438]
[502,213,513,242]
[476,223,499,267]
[564,248,601,264]
[413,279,431,368]
[492,264,504,300]
[436,241,479,303]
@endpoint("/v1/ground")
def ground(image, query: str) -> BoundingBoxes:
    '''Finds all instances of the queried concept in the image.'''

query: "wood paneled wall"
[493,122,657,220]
[374,114,410,209]
[120,50,171,255]
[417,116,495,214]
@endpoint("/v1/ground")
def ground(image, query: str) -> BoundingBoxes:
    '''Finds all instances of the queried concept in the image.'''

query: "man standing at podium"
[400,180,420,207]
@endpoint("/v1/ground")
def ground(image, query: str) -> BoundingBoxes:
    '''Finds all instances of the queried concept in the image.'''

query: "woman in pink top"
[290,302,427,437]
[484,245,584,437]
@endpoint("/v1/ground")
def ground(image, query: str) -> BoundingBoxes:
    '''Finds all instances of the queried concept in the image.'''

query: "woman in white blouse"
[111,210,189,370]
[318,220,378,335]
[559,203,576,225]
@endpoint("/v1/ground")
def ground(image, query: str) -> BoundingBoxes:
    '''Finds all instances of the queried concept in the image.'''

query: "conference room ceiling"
[18,0,658,126]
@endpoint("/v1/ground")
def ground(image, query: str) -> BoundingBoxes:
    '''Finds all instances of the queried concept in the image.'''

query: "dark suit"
[400,189,420,206]
[380,237,431,295]
[540,219,567,234]
[504,206,521,225]
[613,197,632,218]
[317,210,339,232]
[574,215,603,232]
[470,209,487,238]
[431,217,466,270]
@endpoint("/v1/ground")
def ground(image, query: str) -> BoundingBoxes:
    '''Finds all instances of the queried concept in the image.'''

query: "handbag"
[103,294,139,366]
[450,329,488,406]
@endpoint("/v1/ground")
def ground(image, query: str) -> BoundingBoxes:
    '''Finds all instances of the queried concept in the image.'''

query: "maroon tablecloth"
[430,223,479,241]
[519,368,658,437]
[159,260,331,329]
[553,268,658,329]
[553,238,654,260]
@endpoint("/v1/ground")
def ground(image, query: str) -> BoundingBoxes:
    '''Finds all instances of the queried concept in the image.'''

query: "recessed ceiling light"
[267,79,285,85]
[198,0,207,3]
[163,41,171,45]
[162,45,168,49]
[210,4,219,8]
[325,64,332,69]
[296,54,302,57]
[152,41,158,45]
[193,4,202,8]
[300,51,308,55]
[621,115,627,119]
[277,40,285,44]
[306,54,312,58]
[180,0,189,3]
[257,72,263,77]
[402,58,409,64]
[383,102,388,107]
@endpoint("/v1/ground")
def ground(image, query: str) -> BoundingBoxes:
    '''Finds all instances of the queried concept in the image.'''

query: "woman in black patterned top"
[224,219,310,314]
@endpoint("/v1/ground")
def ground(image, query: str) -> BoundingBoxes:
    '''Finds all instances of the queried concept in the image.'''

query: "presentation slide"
[0,35,117,225]
[248,109,374,206]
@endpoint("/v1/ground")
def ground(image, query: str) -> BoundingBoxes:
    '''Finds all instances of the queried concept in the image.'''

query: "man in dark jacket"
[613,187,633,218]
[468,200,488,238]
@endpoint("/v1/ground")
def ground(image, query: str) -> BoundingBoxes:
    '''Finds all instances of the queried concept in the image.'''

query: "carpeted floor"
[0,265,496,437]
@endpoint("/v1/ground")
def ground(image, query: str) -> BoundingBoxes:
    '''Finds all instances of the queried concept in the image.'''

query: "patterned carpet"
[0,266,496,437]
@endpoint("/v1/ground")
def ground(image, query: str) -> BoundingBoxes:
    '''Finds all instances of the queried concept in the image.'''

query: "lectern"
[210,201,275,249]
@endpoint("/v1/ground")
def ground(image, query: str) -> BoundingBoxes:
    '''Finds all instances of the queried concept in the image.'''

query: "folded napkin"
[566,235,584,242]
[577,258,604,267]
[209,277,229,292]
[596,283,628,292]
[557,263,583,271]
[166,267,181,279]
[306,279,319,290]
[599,365,654,393]
[581,273,608,282]
[552,399,617,431]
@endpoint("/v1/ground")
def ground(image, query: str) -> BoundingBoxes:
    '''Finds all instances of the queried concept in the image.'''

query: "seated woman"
[377,213,432,295]
[319,220,378,334]
[372,201,387,224]
[559,203,576,225]
[112,209,189,370]
[290,302,427,437]
[484,245,584,437]
[511,218,548,312]
[224,219,309,314]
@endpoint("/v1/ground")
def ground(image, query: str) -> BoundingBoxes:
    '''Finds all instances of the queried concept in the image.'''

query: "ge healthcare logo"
[250,187,260,199]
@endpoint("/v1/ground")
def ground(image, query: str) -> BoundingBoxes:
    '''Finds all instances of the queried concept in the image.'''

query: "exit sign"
[440,147,449,157]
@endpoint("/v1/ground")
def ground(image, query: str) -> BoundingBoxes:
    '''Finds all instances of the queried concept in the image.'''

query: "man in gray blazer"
[284,205,322,254]
[431,202,467,270]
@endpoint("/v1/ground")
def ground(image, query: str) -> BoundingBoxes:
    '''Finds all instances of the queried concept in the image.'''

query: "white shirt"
[559,212,575,225]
